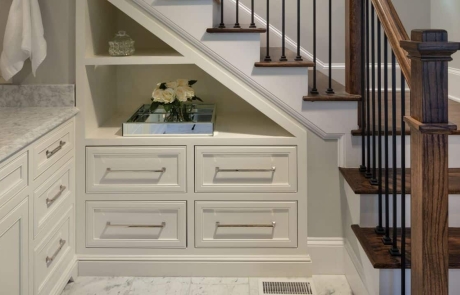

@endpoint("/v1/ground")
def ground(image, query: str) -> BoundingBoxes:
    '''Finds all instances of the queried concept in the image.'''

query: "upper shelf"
[84,49,193,65]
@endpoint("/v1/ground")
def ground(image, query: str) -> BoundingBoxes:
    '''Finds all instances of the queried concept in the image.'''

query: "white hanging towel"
[0,0,47,81]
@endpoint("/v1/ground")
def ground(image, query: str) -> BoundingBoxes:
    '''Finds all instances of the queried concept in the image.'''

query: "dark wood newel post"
[401,30,460,295]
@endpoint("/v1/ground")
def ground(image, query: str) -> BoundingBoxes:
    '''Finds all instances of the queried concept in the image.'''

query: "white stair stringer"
[126,0,361,167]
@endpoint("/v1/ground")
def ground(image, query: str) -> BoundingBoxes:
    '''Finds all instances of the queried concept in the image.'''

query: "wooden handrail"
[371,0,411,87]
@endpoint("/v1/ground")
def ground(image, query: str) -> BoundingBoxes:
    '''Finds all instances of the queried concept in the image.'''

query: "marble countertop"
[0,107,79,164]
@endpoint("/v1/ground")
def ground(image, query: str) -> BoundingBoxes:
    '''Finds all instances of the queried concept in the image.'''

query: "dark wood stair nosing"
[352,225,460,269]
[303,92,362,102]
[206,26,267,33]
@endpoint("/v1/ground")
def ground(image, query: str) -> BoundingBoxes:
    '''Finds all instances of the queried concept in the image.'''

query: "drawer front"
[0,152,28,209]
[33,120,74,179]
[195,201,297,248]
[86,201,186,248]
[34,207,73,295]
[34,159,74,237]
[86,147,186,193]
[195,146,297,193]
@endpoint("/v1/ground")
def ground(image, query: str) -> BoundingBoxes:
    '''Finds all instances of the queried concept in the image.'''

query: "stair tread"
[207,25,266,33]
[339,167,460,195]
[352,93,460,136]
[255,47,315,67]
[352,225,460,269]
[304,70,361,101]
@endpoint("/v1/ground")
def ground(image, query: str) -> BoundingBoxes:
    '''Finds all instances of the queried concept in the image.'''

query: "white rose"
[162,88,176,104]
[182,86,195,98]
[177,79,189,87]
[152,89,165,103]
[176,87,188,102]
[166,81,178,89]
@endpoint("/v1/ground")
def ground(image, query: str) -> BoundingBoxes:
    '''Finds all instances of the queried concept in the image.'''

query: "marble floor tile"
[188,284,249,295]
[191,278,249,285]
[61,276,134,295]
[313,275,353,295]
[129,277,191,295]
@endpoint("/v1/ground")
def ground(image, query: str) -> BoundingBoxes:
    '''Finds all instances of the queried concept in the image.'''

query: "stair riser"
[359,194,460,228]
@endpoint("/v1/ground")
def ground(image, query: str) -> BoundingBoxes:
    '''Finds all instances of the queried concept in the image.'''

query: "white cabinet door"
[0,198,29,295]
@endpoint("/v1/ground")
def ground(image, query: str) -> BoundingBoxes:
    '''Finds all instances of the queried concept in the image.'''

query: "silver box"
[122,104,216,136]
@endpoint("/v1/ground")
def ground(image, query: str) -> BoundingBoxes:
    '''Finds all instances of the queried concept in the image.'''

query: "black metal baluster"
[382,35,392,245]
[310,0,319,94]
[280,0,287,61]
[295,0,302,61]
[234,0,240,28]
[400,71,406,295]
[370,5,377,185]
[389,51,400,256]
[365,0,371,178]
[326,0,334,94]
[249,0,256,28]
[219,0,225,28]
[264,0,271,61]
[375,20,384,235]
[359,0,366,172]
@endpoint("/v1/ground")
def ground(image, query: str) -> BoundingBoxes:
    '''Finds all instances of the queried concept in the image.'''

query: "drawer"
[86,147,186,193]
[33,159,74,237]
[33,120,74,179]
[86,201,186,248]
[195,146,297,193]
[195,201,297,248]
[0,152,28,209]
[34,206,74,295]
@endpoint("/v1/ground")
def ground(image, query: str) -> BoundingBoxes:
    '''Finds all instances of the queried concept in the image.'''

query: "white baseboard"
[344,239,369,295]
[307,237,346,275]
[50,258,78,295]
[77,255,312,277]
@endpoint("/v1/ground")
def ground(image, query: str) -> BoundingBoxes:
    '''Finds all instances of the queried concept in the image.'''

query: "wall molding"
[449,67,460,102]
[344,239,370,295]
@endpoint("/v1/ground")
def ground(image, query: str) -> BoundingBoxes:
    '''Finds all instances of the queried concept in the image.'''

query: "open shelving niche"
[82,0,295,145]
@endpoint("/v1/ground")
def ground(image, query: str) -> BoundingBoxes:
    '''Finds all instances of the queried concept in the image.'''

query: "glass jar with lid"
[109,31,135,56]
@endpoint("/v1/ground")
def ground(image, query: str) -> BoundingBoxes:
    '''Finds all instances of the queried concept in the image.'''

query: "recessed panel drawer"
[33,159,74,237]
[0,152,28,209]
[195,201,297,248]
[86,147,186,193]
[34,207,73,295]
[33,120,74,179]
[86,201,187,248]
[195,146,297,193]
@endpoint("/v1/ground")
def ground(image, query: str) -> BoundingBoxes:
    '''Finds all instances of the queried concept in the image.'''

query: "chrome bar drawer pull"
[106,167,166,173]
[106,221,166,228]
[215,167,276,173]
[46,185,66,207]
[216,221,276,228]
[46,239,66,267]
[46,141,66,159]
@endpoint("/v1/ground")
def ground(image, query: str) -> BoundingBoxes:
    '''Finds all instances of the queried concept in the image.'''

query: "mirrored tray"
[122,104,216,136]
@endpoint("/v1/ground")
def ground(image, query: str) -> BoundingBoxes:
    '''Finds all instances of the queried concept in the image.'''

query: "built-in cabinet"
[75,0,310,277]
[0,118,76,295]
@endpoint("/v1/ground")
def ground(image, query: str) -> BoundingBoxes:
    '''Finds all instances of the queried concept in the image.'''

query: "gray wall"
[431,0,460,69]
[0,0,75,84]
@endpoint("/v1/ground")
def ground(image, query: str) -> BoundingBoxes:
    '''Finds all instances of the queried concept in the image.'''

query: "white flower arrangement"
[150,79,202,122]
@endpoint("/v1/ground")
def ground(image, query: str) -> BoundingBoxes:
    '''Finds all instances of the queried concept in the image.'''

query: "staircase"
[86,0,460,293]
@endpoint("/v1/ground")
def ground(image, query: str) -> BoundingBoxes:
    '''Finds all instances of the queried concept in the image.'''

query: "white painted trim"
[77,254,312,262]
[307,237,346,275]
[449,67,460,102]
[307,237,345,247]
[344,239,370,295]
[0,76,11,84]
[50,258,78,295]
[131,0,341,140]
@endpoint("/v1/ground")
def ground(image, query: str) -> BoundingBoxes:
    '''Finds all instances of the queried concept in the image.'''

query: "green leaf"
[149,102,160,112]
[188,80,197,86]
[163,104,173,112]
[192,96,203,102]
[159,83,167,90]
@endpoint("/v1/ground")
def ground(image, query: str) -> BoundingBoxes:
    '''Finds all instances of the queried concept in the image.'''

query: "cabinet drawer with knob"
[195,146,297,193]
[86,147,186,193]
[86,201,186,248]
[33,120,74,179]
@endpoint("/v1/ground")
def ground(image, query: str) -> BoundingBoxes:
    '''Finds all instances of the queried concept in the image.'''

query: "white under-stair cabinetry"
[76,0,309,277]
[0,119,76,295]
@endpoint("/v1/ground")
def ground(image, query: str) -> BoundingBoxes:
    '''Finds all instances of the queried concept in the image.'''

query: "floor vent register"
[259,278,316,295]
